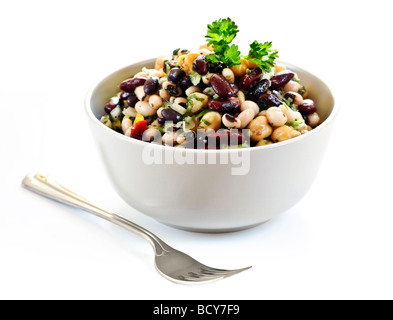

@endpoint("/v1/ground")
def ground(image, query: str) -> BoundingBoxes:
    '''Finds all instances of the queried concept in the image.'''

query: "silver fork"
[22,173,251,284]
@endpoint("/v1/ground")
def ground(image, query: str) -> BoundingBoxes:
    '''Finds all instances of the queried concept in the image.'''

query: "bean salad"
[101,18,321,149]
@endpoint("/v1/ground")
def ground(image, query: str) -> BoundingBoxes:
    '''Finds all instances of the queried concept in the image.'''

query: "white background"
[1,0,392,300]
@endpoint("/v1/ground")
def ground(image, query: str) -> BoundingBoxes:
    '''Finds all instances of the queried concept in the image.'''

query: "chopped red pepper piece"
[130,120,147,136]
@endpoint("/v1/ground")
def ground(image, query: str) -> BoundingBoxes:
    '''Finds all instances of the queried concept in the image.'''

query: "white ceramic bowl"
[85,59,338,232]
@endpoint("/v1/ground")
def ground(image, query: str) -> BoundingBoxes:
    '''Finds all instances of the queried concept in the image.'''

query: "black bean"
[144,78,159,95]
[245,79,270,102]
[126,93,139,108]
[179,76,192,90]
[161,108,183,123]
[209,61,226,73]
[193,55,209,75]
[168,68,185,83]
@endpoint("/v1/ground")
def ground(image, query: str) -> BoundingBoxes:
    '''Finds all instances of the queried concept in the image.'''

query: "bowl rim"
[84,58,339,153]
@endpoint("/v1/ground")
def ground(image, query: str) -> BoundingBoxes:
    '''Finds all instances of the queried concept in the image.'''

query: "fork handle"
[22,173,169,255]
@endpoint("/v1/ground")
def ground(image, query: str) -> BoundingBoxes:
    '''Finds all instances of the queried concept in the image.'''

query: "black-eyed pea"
[307,112,320,127]
[148,94,163,110]
[134,86,146,101]
[174,97,187,106]
[256,139,273,147]
[121,117,133,134]
[279,104,297,123]
[271,125,301,142]
[159,88,170,101]
[202,73,214,85]
[222,113,241,129]
[198,111,221,131]
[266,107,287,127]
[135,101,156,117]
[185,85,201,96]
[222,68,235,83]
[247,116,273,141]
[162,132,177,146]
[237,108,255,129]
[284,91,303,106]
[240,100,259,116]
[283,80,302,93]
[187,93,209,113]
[142,128,161,142]
[237,90,245,103]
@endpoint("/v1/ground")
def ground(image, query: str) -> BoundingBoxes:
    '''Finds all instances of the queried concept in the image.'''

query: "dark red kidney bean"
[193,55,209,75]
[119,77,146,93]
[257,93,282,110]
[245,79,270,102]
[161,108,183,123]
[168,68,185,83]
[240,68,263,90]
[269,71,295,90]
[179,76,192,90]
[210,74,234,98]
[144,78,159,95]
[126,93,139,108]
[208,97,240,114]
[104,97,119,114]
[230,83,239,95]
[299,99,317,115]
[209,61,226,73]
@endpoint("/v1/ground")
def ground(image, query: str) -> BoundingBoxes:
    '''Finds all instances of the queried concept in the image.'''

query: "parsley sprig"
[244,40,279,72]
[205,18,241,68]
[205,18,279,72]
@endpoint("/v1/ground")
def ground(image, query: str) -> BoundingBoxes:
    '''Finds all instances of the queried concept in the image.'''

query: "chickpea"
[271,125,301,142]
[247,116,273,142]
[148,95,163,110]
[274,63,286,73]
[240,100,259,116]
[231,59,248,77]
[266,107,287,127]
[237,108,255,129]
[258,110,267,117]
[222,68,235,83]
[307,112,320,127]
[256,139,273,147]
[222,113,241,129]
[182,52,200,74]
[135,101,156,117]
[187,92,209,113]
[155,55,165,70]
[283,80,302,93]
[198,111,221,131]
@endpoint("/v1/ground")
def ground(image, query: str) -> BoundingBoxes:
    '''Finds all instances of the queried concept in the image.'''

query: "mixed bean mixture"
[101,19,320,149]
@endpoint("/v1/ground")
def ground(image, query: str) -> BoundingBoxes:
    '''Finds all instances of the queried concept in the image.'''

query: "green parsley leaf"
[244,40,279,73]
[205,18,241,68]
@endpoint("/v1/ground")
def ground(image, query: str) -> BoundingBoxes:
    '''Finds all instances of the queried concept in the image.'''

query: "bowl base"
[160,220,270,233]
